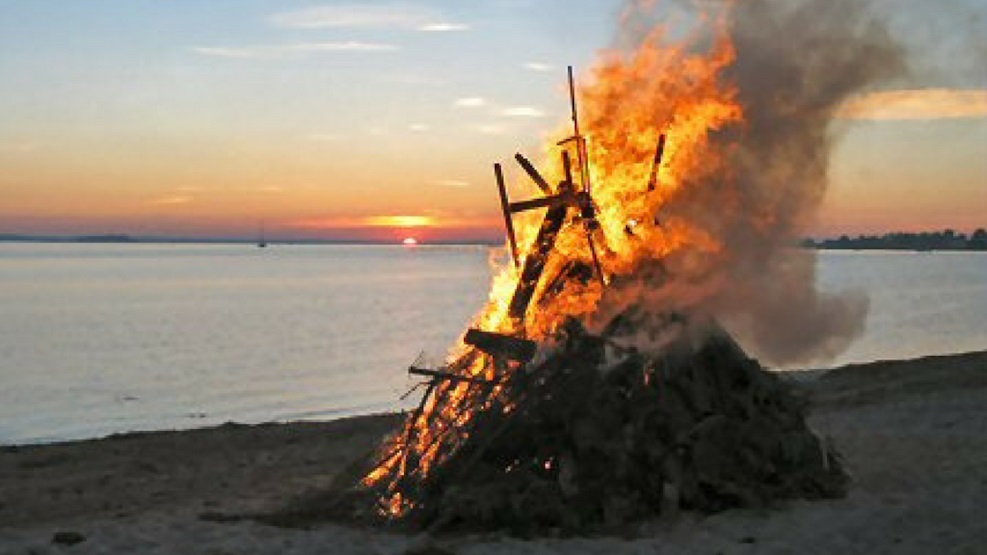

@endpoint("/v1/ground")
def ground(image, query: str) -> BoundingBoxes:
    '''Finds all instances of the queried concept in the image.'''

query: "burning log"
[502,151,605,321]
[408,366,493,386]
[507,191,570,322]
[646,134,667,191]
[463,329,537,363]
[508,192,577,214]
[496,151,588,322]
[541,260,596,300]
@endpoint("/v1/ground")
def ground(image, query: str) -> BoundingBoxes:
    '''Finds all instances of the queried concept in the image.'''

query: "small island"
[75,234,138,243]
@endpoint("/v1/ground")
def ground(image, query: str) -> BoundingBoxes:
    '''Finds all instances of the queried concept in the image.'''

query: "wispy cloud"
[409,123,430,132]
[0,141,40,153]
[837,89,987,121]
[273,4,429,28]
[377,73,447,86]
[151,195,193,206]
[290,215,436,229]
[474,123,508,135]
[433,179,470,188]
[522,61,553,72]
[289,217,348,229]
[272,4,468,32]
[286,42,398,52]
[501,106,545,118]
[189,47,258,59]
[191,42,398,60]
[455,97,487,108]
[308,133,343,142]
[418,22,470,32]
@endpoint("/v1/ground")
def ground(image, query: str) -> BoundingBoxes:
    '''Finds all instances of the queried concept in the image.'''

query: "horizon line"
[2,227,985,247]
[0,233,501,246]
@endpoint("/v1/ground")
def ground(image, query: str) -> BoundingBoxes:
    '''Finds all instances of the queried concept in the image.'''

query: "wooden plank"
[463,328,537,363]
[408,366,494,385]
[514,153,553,195]
[540,260,594,300]
[508,192,575,214]
[494,163,520,267]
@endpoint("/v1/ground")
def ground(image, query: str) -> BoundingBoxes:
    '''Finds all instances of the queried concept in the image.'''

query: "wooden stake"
[494,163,520,268]
[647,134,667,191]
[515,153,553,195]
[568,66,592,194]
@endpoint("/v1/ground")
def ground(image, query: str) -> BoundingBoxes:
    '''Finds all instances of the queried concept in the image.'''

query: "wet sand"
[1,351,984,554]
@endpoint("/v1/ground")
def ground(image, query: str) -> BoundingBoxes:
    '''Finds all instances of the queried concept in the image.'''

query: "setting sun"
[402,237,418,246]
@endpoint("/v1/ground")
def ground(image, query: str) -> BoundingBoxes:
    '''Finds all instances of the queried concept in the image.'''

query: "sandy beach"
[1,351,984,554]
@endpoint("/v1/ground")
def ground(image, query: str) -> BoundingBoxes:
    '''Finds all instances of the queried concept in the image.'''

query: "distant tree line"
[804,228,987,251]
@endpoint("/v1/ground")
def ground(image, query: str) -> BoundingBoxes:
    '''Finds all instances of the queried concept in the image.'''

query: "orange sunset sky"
[1,1,984,243]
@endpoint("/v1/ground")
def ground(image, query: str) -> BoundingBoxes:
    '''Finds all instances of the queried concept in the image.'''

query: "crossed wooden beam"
[495,65,610,324]
[407,66,668,384]
[496,150,603,323]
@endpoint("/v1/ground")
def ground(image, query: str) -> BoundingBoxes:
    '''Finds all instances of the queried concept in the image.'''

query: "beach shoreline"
[2,350,984,554]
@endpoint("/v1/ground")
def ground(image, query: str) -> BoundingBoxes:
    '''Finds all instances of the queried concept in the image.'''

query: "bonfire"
[271,2,874,534]
[339,83,841,535]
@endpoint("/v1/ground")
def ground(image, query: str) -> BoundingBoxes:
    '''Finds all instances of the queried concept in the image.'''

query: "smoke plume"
[597,0,907,365]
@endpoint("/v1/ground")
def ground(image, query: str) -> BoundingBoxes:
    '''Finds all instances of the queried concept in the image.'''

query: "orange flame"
[363,5,744,516]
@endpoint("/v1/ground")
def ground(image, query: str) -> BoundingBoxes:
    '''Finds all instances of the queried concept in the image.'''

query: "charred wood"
[408,366,495,386]
[507,201,569,321]
[463,328,537,363]
[494,163,520,267]
[348,317,848,535]
[514,153,553,195]
[646,133,667,191]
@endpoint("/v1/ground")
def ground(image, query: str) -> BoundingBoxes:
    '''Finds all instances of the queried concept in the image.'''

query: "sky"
[0,0,984,243]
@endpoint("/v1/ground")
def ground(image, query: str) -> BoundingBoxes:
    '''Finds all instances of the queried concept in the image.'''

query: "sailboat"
[257,222,267,248]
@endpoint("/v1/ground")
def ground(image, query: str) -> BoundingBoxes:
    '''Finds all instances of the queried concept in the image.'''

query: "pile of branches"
[307,313,848,535]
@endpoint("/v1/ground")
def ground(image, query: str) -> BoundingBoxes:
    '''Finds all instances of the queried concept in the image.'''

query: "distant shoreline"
[0,234,501,247]
[3,228,984,250]
[804,228,986,251]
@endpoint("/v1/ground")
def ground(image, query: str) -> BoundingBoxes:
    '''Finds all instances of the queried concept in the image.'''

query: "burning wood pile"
[363,316,847,535]
[291,62,850,534]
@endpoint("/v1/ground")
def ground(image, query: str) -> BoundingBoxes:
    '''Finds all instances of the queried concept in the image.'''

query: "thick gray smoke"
[607,0,908,365]
[703,0,904,364]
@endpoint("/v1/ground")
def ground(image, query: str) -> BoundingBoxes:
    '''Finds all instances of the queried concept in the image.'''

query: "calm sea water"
[1,244,984,444]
